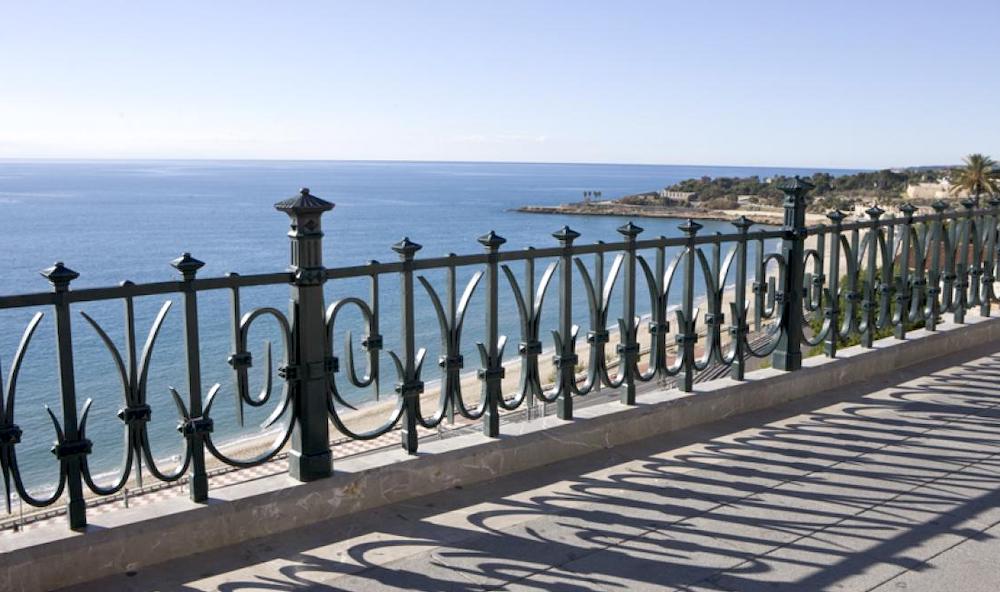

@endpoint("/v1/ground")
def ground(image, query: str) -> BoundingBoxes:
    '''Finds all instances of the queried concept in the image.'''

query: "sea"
[0,160,858,492]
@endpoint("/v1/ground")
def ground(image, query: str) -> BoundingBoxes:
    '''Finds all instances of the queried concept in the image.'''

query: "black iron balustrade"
[0,181,998,531]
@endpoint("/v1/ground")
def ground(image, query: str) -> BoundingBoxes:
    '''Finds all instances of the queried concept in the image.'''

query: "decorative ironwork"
[0,180,998,530]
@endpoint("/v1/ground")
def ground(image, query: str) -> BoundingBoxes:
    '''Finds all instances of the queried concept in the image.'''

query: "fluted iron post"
[478,231,506,437]
[955,199,976,324]
[895,204,916,339]
[393,237,423,453]
[984,197,1000,317]
[730,216,753,379]
[617,222,642,404]
[42,262,89,529]
[824,211,845,357]
[553,226,580,420]
[772,177,812,371]
[927,201,948,330]
[679,219,701,391]
[171,252,210,501]
[860,206,884,348]
[275,188,334,481]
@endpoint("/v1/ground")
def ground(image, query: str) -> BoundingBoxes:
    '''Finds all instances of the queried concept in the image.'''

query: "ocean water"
[0,160,856,491]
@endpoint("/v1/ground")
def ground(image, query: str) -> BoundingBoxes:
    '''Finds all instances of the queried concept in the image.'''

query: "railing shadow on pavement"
[63,340,1000,592]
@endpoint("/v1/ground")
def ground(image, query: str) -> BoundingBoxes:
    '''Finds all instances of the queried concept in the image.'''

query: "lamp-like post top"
[274,187,335,215]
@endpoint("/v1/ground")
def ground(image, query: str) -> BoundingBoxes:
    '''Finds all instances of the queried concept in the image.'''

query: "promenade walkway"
[65,342,1000,591]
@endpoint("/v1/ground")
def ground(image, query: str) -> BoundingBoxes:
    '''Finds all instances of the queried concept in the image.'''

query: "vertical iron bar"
[478,231,506,437]
[927,201,947,331]
[984,197,1000,317]
[171,252,209,501]
[731,216,753,379]
[860,207,883,348]
[41,262,88,529]
[825,211,845,357]
[896,205,915,339]
[553,226,580,420]
[617,222,642,404]
[275,188,334,480]
[955,200,974,323]
[678,219,701,391]
[523,250,537,411]
[393,237,423,453]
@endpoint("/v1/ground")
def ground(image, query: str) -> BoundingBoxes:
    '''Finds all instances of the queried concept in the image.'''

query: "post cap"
[477,230,507,250]
[865,205,885,219]
[931,200,950,212]
[679,218,703,236]
[392,236,423,258]
[552,226,581,243]
[776,176,815,195]
[731,215,754,230]
[617,221,644,238]
[40,261,79,286]
[274,187,335,214]
[171,252,205,276]
[960,197,978,210]
[826,210,846,223]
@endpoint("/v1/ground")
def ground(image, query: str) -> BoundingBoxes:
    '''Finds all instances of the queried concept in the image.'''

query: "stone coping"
[3,314,999,592]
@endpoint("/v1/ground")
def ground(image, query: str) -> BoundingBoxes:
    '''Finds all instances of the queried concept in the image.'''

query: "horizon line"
[0,156,922,171]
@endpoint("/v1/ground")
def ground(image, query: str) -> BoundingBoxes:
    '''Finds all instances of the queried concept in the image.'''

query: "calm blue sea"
[0,160,856,491]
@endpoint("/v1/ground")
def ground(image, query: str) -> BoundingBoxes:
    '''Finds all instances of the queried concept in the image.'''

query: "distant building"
[905,179,963,200]
[659,189,696,201]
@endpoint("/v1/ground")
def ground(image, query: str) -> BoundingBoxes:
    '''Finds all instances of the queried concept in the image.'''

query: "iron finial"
[40,261,79,290]
[392,236,422,259]
[171,252,205,281]
[477,230,507,250]
[552,225,581,244]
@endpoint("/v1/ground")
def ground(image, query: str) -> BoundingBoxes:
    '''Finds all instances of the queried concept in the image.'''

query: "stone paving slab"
[58,342,1000,591]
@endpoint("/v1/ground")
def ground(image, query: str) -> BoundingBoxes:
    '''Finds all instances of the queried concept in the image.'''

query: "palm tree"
[950,153,999,202]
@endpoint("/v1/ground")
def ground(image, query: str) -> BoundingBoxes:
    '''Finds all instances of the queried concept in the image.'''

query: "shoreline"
[515,203,831,225]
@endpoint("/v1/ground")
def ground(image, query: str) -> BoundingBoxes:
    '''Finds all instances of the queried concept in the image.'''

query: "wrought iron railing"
[0,178,997,530]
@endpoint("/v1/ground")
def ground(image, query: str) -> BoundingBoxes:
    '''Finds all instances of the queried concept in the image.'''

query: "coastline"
[515,202,831,225]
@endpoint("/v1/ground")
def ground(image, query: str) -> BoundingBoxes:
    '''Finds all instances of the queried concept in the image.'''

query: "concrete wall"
[3,314,1000,592]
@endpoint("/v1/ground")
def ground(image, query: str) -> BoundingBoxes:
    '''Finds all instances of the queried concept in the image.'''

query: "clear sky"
[1,0,997,168]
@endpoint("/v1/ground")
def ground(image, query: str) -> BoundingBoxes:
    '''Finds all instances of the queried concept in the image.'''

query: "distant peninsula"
[516,167,965,225]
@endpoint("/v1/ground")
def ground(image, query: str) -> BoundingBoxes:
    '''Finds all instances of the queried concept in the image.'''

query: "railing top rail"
[0,270,293,310]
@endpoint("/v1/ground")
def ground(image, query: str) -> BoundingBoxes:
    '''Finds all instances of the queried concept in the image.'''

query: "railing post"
[617,222,642,404]
[955,198,976,324]
[275,188,333,481]
[730,216,753,378]
[553,226,580,420]
[678,219,701,391]
[478,231,506,437]
[824,210,845,357]
[984,196,1000,317]
[771,177,812,371]
[927,200,948,331]
[41,262,89,530]
[860,206,884,348]
[895,204,916,338]
[170,252,210,501]
[393,237,423,454]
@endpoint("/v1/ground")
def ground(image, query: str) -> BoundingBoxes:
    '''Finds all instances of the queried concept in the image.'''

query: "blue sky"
[1,1,997,168]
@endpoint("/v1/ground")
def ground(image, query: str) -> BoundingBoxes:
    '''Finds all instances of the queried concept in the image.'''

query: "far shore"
[515,202,831,225]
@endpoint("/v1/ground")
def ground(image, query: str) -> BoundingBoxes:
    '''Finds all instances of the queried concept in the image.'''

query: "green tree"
[950,153,999,200]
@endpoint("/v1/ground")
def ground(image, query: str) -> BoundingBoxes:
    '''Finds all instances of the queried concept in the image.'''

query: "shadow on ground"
[64,342,1000,591]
